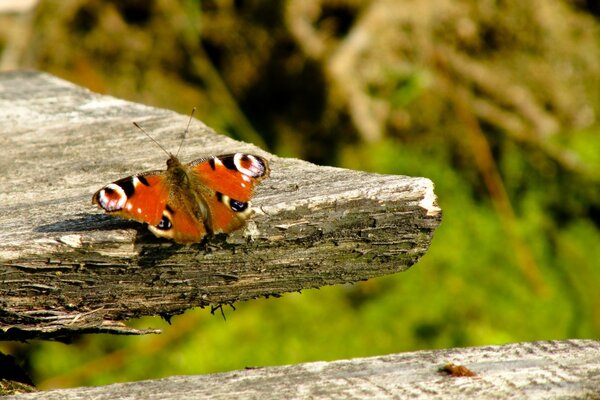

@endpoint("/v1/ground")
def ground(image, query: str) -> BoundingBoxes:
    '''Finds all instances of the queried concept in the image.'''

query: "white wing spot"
[234,153,262,177]
[98,183,127,211]
[137,207,142,214]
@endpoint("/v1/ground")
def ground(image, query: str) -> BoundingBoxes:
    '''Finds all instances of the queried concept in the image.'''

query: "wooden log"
[0,70,441,341]
[4,340,600,399]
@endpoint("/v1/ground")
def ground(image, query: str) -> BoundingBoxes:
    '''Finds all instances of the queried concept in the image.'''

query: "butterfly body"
[93,153,269,244]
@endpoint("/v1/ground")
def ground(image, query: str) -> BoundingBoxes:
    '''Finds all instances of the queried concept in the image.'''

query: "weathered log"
[5,340,600,399]
[0,70,441,341]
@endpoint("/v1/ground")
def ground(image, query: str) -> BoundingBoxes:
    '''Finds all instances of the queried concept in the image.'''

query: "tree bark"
[0,71,441,341]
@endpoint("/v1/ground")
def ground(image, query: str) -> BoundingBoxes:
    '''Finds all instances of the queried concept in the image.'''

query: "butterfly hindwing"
[146,200,208,244]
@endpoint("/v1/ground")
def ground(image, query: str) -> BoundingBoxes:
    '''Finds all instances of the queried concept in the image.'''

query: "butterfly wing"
[93,153,269,243]
[92,169,207,243]
[188,153,270,234]
[92,173,167,225]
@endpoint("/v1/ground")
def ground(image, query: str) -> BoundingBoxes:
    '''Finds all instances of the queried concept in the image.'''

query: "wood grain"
[5,340,600,399]
[0,71,441,340]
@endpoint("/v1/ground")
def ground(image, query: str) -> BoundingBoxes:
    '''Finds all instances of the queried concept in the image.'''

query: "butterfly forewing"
[93,173,168,226]
[190,154,269,202]
[189,153,269,234]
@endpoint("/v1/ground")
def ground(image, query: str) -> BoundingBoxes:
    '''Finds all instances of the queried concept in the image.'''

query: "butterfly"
[92,121,270,244]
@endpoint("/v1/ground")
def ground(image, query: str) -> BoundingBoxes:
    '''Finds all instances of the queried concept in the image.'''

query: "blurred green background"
[1,0,600,390]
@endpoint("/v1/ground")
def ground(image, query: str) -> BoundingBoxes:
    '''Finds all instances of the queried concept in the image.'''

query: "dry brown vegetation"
[11,0,599,167]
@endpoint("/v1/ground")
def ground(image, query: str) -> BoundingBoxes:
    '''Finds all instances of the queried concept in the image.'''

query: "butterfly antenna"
[133,121,171,157]
[176,107,196,157]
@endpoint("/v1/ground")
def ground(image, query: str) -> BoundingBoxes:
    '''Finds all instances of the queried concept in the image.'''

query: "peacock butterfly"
[92,118,270,244]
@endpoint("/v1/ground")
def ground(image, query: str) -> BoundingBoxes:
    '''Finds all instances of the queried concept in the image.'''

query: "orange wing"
[190,153,269,201]
[92,172,207,243]
[189,153,269,233]
[93,173,167,226]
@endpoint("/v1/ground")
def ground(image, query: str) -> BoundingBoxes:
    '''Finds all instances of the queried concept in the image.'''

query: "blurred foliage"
[1,0,600,390]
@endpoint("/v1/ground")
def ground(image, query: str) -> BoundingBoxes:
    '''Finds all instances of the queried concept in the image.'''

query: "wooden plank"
[5,340,599,399]
[0,71,441,340]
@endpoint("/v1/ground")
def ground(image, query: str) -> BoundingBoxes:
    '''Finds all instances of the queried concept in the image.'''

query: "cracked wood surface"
[0,70,441,341]
[6,340,600,399]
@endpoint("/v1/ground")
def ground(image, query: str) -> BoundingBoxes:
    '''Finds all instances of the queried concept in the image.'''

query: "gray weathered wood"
[0,70,441,341]
[5,340,600,399]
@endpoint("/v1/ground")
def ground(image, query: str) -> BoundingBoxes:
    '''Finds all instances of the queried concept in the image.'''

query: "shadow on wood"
[0,71,441,341]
